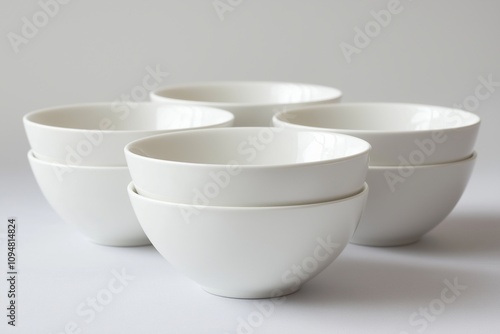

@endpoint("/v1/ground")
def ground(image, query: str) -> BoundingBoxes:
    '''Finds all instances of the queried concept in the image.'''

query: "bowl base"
[350,237,421,247]
[87,237,151,247]
[201,285,301,299]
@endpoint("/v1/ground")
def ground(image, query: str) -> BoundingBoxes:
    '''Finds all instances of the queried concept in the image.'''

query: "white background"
[1,0,499,333]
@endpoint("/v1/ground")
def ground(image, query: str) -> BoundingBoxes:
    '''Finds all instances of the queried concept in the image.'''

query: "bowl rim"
[124,127,371,169]
[273,102,481,135]
[368,151,477,170]
[150,81,343,107]
[23,102,234,134]
[128,181,368,211]
[27,150,130,170]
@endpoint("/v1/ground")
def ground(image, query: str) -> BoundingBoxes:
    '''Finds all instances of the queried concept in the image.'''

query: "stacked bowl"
[273,103,481,246]
[125,127,371,298]
[150,81,343,126]
[24,102,234,246]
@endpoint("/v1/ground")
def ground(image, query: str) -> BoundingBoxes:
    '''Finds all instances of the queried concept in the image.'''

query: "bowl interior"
[127,128,370,166]
[24,103,233,131]
[153,82,341,105]
[276,103,480,132]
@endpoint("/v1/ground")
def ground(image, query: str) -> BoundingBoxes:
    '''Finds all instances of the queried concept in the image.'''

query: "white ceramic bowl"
[24,102,234,166]
[28,150,149,246]
[150,81,342,126]
[128,182,368,298]
[351,152,477,246]
[125,127,370,206]
[273,103,480,166]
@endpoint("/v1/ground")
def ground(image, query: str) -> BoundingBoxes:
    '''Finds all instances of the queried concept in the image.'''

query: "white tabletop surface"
[1,169,499,334]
